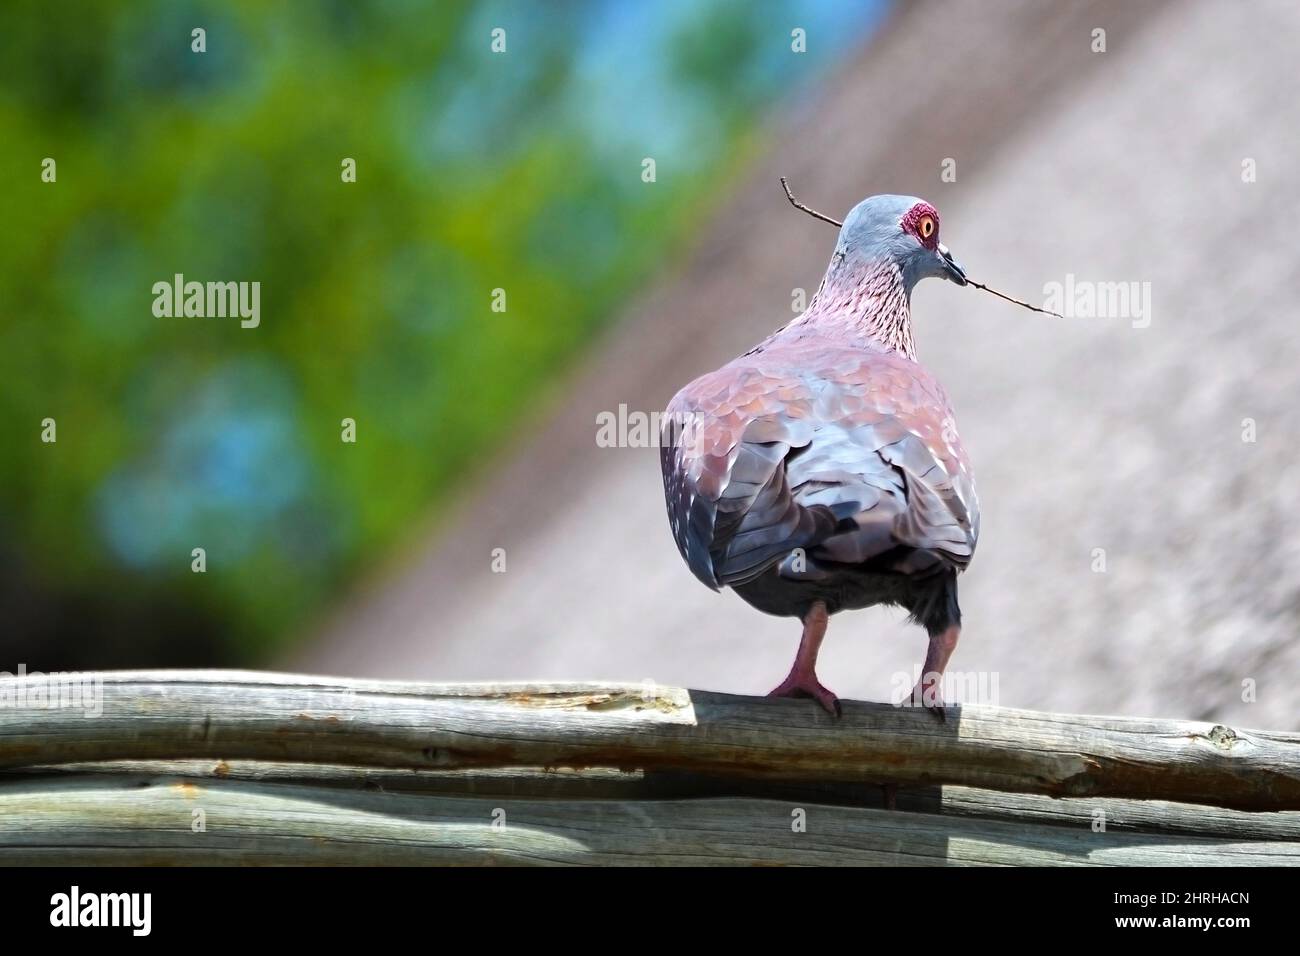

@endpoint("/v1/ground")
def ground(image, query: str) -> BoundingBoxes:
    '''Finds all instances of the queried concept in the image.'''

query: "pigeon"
[660,194,978,719]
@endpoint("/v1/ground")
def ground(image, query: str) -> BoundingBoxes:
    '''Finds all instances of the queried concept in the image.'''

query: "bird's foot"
[768,671,842,718]
[900,627,960,723]
[900,677,947,723]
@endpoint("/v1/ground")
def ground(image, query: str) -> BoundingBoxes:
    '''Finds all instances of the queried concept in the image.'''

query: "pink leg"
[767,601,841,717]
[904,625,961,722]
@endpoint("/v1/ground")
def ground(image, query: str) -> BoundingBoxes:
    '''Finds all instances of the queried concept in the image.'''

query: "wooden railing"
[1,670,1297,865]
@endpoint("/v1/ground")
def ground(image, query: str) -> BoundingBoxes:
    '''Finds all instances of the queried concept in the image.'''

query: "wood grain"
[2,670,1297,811]
[2,774,1295,866]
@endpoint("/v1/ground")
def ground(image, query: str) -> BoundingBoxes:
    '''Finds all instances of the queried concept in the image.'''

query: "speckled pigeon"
[660,195,977,718]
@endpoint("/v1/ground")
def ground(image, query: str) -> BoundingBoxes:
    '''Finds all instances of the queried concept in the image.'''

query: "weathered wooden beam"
[11,760,1300,841]
[1,670,1297,811]
[1,774,1295,866]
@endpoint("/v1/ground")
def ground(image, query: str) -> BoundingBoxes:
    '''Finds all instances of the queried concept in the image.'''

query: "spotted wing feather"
[660,346,978,590]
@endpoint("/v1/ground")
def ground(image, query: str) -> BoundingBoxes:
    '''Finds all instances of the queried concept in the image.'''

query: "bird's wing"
[791,381,979,575]
[660,349,978,589]
[661,365,844,589]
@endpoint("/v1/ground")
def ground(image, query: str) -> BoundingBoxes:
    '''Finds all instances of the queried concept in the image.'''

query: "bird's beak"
[938,243,967,286]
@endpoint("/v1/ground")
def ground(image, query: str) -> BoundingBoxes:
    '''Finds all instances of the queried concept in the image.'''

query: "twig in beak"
[962,279,1063,318]
[779,176,1064,319]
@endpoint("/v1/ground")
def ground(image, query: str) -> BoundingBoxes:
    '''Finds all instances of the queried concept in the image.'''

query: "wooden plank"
[1,670,1297,811]
[1,774,1295,866]
[12,760,1300,841]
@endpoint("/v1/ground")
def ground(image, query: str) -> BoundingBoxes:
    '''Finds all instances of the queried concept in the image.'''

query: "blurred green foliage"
[0,0,885,665]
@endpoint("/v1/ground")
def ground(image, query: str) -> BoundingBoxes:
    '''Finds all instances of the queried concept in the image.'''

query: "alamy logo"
[0,664,102,718]
[595,404,704,449]
[152,273,261,328]
[1041,273,1151,328]
[50,886,151,936]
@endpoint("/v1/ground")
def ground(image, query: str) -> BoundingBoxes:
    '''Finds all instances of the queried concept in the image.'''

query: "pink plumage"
[660,193,978,718]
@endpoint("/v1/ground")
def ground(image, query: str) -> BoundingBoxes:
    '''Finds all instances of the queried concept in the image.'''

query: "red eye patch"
[901,202,940,249]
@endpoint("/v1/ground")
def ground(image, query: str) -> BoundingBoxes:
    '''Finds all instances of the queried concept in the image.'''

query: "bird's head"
[834,194,967,290]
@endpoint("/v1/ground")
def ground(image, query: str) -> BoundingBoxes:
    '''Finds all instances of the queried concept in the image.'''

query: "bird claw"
[768,675,842,718]
[900,682,947,723]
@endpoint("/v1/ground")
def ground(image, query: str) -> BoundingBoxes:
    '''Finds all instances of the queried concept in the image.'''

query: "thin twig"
[779,176,1064,319]
[780,176,843,227]
[964,279,1064,318]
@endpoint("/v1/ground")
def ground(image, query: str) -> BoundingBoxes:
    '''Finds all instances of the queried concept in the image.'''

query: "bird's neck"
[791,258,915,359]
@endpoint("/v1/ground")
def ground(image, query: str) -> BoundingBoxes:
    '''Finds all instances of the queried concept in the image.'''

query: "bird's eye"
[918,215,936,240]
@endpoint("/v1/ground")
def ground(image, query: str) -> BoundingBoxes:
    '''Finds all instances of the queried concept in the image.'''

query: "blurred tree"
[0,0,888,667]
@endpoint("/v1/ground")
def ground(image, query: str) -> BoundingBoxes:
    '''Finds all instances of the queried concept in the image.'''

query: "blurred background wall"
[5,0,1299,728]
